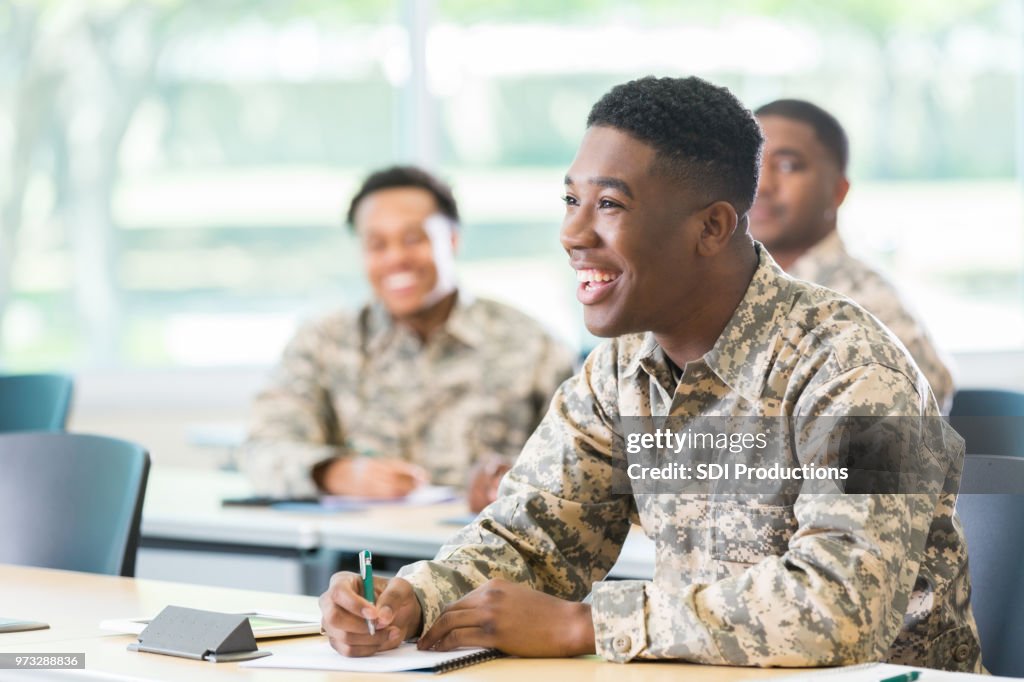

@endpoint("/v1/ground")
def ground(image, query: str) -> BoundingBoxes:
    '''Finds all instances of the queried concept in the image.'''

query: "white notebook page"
[240,640,492,673]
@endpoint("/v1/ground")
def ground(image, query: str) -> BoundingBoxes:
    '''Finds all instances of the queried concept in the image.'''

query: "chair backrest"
[0,373,74,432]
[956,454,1024,677]
[0,432,150,576]
[949,389,1024,456]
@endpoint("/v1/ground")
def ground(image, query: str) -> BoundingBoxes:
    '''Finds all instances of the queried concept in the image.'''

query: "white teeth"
[576,269,620,284]
[384,272,417,289]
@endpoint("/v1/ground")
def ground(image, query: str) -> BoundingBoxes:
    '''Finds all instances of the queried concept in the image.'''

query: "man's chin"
[748,220,784,246]
[749,228,779,246]
[382,298,428,319]
[583,310,629,338]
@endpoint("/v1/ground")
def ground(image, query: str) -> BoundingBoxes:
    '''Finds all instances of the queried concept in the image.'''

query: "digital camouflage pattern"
[789,230,955,414]
[397,246,981,672]
[238,293,574,496]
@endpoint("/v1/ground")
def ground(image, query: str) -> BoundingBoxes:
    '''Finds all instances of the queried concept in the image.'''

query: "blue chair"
[0,432,150,576]
[956,454,1024,676]
[0,373,74,432]
[949,389,1024,456]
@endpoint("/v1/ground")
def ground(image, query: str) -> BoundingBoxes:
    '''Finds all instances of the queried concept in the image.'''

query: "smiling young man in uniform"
[240,166,573,511]
[318,79,981,672]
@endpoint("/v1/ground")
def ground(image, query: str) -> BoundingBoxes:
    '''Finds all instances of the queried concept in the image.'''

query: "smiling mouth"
[576,268,621,291]
[383,272,418,291]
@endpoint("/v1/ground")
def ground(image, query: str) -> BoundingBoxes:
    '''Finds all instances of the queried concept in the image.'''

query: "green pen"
[880,671,921,682]
[359,550,376,635]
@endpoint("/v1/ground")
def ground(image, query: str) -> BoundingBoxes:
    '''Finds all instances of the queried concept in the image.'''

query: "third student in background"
[750,99,955,413]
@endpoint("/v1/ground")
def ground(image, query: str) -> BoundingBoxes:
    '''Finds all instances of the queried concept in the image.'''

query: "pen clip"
[359,550,372,580]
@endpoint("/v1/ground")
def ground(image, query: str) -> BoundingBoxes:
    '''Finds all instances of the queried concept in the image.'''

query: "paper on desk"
[322,484,456,507]
[240,640,487,673]
[770,662,1008,680]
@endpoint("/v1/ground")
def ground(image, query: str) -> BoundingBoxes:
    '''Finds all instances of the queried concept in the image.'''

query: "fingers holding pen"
[319,571,424,658]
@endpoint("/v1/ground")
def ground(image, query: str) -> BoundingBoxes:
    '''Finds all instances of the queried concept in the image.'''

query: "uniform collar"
[365,289,482,353]
[624,243,793,403]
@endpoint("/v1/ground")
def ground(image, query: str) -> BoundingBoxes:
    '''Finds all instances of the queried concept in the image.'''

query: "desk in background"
[139,468,326,594]
[139,468,657,595]
[0,563,790,682]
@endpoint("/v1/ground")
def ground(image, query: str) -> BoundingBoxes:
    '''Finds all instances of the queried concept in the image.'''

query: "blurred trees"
[0,0,388,362]
[1,1,185,362]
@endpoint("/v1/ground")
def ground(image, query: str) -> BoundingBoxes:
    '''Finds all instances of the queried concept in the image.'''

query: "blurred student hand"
[322,457,428,498]
[467,456,511,513]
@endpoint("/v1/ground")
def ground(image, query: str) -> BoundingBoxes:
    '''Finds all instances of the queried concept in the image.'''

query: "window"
[1,0,1020,369]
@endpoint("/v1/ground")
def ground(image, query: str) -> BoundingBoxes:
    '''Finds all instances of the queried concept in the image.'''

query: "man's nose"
[560,207,599,253]
[382,241,416,267]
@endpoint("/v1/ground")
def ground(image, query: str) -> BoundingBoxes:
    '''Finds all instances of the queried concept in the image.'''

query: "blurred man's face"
[750,115,848,253]
[560,125,706,338]
[355,187,458,319]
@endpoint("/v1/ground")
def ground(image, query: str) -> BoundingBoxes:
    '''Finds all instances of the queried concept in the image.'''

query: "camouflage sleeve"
[237,320,345,497]
[888,321,955,416]
[397,344,634,631]
[854,285,955,414]
[590,365,941,666]
[521,336,576,451]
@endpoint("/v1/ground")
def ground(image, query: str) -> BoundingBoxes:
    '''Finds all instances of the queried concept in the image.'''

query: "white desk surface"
[0,564,318,648]
[0,564,792,682]
[142,468,320,549]
[141,467,656,579]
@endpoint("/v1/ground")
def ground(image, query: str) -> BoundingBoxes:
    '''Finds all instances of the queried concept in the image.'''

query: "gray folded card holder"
[127,605,271,663]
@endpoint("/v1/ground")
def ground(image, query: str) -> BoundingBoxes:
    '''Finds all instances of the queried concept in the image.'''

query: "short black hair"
[586,76,763,215]
[755,99,848,173]
[346,165,459,228]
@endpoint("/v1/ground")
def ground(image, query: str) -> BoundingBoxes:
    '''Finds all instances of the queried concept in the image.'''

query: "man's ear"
[449,225,460,254]
[834,176,851,210]
[696,201,739,257]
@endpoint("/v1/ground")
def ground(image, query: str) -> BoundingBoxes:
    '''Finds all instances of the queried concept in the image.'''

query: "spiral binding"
[433,648,504,674]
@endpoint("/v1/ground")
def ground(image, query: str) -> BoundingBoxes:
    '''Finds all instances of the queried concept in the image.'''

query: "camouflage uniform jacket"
[789,230,955,413]
[397,246,981,672]
[239,293,574,496]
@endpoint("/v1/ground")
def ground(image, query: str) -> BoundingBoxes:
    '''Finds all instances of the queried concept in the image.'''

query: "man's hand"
[466,457,511,513]
[319,572,424,657]
[416,578,596,657]
[322,457,428,497]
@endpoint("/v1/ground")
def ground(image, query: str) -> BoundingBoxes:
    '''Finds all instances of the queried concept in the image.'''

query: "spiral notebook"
[240,640,503,674]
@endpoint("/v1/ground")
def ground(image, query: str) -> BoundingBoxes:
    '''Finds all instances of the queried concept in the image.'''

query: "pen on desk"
[879,671,921,682]
[359,549,376,635]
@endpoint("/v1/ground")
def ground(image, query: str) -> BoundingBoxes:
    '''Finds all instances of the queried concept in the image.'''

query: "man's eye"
[561,195,578,207]
[777,159,801,173]
[598,198,622,209]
